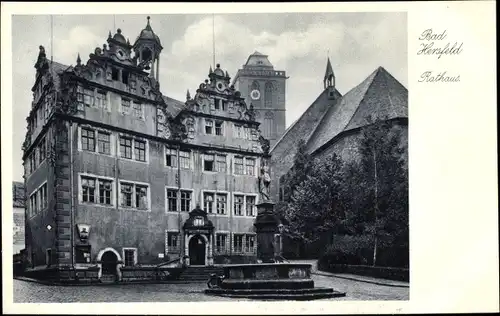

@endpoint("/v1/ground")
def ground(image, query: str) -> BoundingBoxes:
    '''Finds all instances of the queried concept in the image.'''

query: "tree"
[346,116,408,266]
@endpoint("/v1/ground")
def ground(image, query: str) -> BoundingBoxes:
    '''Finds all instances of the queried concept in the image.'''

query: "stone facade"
[233,51,287,148]
[22,17,269,282]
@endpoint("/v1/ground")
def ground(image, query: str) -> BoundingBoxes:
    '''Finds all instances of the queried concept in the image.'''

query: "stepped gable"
[306,66,408,154]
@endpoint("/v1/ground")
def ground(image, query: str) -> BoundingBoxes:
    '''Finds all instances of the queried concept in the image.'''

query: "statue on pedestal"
[258,160,272,202]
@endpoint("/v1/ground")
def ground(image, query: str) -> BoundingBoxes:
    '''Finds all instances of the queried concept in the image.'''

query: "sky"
[11,13,407,181]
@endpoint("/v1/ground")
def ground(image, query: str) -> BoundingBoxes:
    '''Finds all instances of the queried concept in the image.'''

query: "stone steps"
[205,288,346,300]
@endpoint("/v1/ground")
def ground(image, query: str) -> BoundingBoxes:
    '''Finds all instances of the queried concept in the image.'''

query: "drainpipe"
[69,121,76,276]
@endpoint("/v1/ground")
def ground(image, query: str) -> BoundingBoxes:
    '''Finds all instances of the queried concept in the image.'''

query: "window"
[40,183,48,210]
[38,138,46,164]
[120,183,133,207]
[179,151,190,169]
[75,245,91,263]
[81,177,96,203]
[121,98,131,114]
[79,88,94,107]
[234,157,244,175]
[133,102,143,118]
[46,249,53,266]
[214,99,221,110]
[135,185,148,209]
[221,100,226,111]
[166,189,178,212]
[122,70,129,84]
[265,82,273,108]
[193,216,204,226]
[98,179,112,205]
[234,195,244,216]
[81,128,96,152]
[167,232,179,251]
[205,119,213,134]
[120,137,133,159]
[215,121,224,136]
[216,234,227,253]
[97,132,111,155]
[112,68,119,81]
[245,235,256,253]
[246,196,256,216]
[233,234,244,253]
[234,124,243,138]
[216,155,226,173]
[245,158,255,176]
[134,140,146,162]
[216,193,227,215]
[204,154,215,171]
[81,176,113,206]
[96,91,106,109]
[123,248,136,266]
[204,192,214,213]
[165,148,178,167]
[180,190,191,212]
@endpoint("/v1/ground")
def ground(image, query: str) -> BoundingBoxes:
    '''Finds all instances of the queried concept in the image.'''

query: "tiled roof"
[162,95,186,118]
[49,61,71,90]
[13,181,25,208]
[306,66,408,154]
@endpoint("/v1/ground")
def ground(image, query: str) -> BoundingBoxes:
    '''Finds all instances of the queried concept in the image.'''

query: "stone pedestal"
[254,202,279,263]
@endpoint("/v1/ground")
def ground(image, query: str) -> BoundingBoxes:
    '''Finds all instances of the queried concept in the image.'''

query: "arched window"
[251,81,259,91]
[265,82,273,108]
[264,111,274,139]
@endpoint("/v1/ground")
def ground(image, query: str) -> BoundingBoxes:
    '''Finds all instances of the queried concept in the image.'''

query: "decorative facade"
[22,17,269,282]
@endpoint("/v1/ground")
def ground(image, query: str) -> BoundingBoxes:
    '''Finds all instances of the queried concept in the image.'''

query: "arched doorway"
[189,235,206,266]
[101,250,118,277]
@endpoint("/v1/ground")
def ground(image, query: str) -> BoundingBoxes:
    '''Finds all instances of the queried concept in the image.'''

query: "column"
[184,233,189,266]
[156,57,160,80]
[207,233,213,266]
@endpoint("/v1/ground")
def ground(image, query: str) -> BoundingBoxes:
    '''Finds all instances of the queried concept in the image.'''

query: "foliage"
[278,117,409,267]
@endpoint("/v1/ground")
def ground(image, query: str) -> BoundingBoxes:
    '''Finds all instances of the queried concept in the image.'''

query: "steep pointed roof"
[324,57,334,81]
[162,95,186,118]
[244,51,274,67]
[134,16,162,49]
[306,66,408,154]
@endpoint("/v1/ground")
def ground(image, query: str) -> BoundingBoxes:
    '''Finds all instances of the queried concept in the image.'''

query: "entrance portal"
[101,250,118,276]
[189,235,206,266]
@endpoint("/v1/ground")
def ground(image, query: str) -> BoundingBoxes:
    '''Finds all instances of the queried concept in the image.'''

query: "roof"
[244,51,274,67]
[324,57,334,81]
[162,95,186,118]
[13,181,25,208]
[306,66,408,154]
[270,87,342,159]
[134,16,162,48]
[49,61,71,90]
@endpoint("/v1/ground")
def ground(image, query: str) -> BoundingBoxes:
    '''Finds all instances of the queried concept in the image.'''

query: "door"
[101,251,118,275]
[189,235,206,265]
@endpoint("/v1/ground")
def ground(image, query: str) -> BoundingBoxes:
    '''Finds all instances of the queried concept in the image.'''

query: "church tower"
[324,56,336,99]
[232,51,287,147]
[133,16,163,81]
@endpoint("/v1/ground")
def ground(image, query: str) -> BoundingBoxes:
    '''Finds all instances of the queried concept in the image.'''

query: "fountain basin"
[205,263,346,300]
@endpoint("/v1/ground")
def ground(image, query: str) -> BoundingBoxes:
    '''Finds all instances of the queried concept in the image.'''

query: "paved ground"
[13,273,408,302]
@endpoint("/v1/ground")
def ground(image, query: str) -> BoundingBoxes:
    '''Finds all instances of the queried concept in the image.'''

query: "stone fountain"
[205,161,346,300]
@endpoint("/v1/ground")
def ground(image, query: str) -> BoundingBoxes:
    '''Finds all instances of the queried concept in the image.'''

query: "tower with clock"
[232,51,288,147]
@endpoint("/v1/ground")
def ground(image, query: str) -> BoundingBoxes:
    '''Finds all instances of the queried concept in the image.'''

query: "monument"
[205,159,346,300]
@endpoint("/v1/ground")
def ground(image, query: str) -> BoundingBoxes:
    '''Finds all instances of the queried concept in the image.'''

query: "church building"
[22,17,270,282]
[270,57,408,200]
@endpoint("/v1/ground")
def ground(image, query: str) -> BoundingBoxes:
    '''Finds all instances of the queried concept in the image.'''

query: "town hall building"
[22,17,272,282]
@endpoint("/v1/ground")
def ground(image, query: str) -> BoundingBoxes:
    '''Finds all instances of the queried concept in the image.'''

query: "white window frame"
[232,233,245,254]
[179,188,194,212]
[178,150,192,170]
[245,194,258,217]
[29,180,48,218]
[165,230,180,254]
[77,125,116,157]
[214,120,224,136]
[78,173,116,208]
[215,231,230,254]
[132,101,144,120]
[118,180,151,211]
[165,186,179,213]
[233,156,245,175]
[118,133,149,164]
[244,233,257,253]
[205,119,214,135]
[120,97,131,115]
[245,157,256,176]
[122,247,138,266]
[202,190,229,216]
[202,153,216,173]
[164,146,178,168]
[232,192,245,217]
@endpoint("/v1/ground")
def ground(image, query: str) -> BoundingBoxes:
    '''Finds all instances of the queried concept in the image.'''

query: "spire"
[76,53,81,66]
[186,89,191,100]
[209,65,213,74]
[108,30,112,39]
[323,57,335,90]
